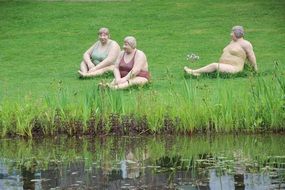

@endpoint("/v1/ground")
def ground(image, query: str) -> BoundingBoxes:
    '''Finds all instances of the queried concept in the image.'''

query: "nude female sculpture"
[184,26,257,76]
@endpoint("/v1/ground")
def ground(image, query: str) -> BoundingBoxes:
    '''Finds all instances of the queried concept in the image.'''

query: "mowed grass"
[0,0,284,136]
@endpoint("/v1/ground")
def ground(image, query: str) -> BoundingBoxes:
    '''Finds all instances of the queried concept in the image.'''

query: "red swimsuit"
[119,51,150,80]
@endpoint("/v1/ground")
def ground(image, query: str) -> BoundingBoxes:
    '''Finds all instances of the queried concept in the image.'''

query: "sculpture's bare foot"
[107,83,118,90]
[184,66,200,76]
[78,70,87,78]
[98,81,106,87]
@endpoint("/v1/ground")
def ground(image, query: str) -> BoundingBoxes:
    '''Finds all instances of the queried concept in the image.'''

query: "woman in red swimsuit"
[107,36,150,90]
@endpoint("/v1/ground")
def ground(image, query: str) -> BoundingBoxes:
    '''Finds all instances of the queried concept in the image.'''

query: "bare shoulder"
[110,40,120,47]
[110,40,120,50]
[241,39,253,49]
[136,49,147,59]
[86,41,99,53]
[93,41,100,47]
[89,41,99,50]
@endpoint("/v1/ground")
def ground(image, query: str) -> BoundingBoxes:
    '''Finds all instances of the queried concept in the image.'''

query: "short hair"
[98,27,109,35]
[232,26,244,38]
[124,36,137,49]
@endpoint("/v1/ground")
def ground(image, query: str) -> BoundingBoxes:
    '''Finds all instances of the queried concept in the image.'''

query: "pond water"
[0,135,285,190]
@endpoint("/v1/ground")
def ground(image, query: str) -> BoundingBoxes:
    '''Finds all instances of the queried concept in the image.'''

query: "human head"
[98,27,110,44]
[123,36,136,53]
[98,27,110,36]
[124,36,137,49]
[231,26,244,39]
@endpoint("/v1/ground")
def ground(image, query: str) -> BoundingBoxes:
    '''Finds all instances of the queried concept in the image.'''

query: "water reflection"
[121,150,140,179]
[0,135,284,189]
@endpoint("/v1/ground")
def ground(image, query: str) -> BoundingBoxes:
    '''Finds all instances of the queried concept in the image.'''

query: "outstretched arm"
[244,42,257,71]
[113,51,124,84]
[83,43,97,69]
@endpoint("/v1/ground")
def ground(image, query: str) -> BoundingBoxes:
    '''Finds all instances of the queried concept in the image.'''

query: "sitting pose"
[106,36,150,90]
[78,27,120,77]
[184,26,257,76]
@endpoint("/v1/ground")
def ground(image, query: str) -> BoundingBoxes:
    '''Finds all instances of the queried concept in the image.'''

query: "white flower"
[187,53,199,62]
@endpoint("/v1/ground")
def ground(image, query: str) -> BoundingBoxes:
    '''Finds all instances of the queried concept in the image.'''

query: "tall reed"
[0,67,284,137]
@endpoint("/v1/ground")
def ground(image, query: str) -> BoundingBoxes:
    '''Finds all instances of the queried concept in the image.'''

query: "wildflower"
[186,53,199,63]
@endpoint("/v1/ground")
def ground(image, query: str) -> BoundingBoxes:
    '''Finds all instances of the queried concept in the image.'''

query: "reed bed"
[0,67,284,138]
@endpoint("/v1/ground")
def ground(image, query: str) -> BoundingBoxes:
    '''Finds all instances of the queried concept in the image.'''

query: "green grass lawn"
[0,0,284,136]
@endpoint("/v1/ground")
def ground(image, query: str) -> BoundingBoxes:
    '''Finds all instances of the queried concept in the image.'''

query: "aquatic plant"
[0,66,284,137]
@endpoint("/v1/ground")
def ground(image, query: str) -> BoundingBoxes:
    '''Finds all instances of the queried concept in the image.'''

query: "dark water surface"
[0,135,285,190]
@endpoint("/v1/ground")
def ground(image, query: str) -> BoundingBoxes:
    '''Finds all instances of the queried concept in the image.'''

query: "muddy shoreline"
[3,113,285,138]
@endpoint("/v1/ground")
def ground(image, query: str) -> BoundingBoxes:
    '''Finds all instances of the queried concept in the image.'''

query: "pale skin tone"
[184,31,257,76]
[106,41,149,90]
[124,149,139,179]
[78,32,120,77]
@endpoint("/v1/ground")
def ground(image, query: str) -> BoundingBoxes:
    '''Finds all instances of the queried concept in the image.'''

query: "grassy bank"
[0,0,284,137]
[0,66,284,137]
